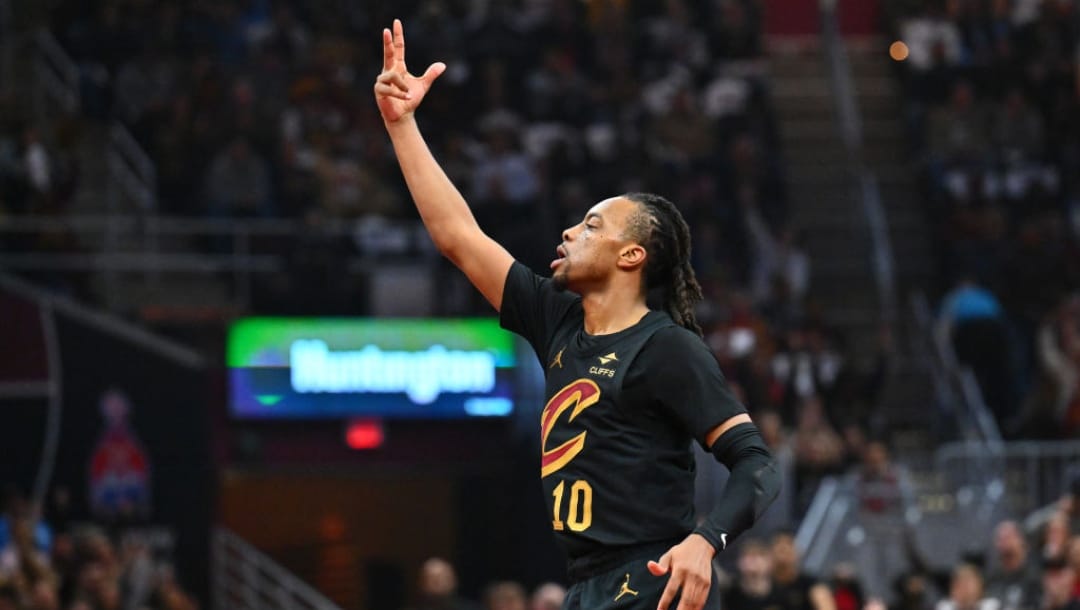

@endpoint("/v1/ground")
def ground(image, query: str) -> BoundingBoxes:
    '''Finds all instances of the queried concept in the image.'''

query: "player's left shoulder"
[633,323,718,382]
[642,322,711,358]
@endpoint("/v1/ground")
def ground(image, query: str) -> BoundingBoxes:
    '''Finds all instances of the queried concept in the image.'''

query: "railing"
[108,123,158,211]
[213,528,342,610]
[795,476,855,574]
[819,0,898,326]
[908,290,1012,552]
[33,29,79,114]
[31,28,158,214]
[935,440,1080,517]
[912,292,1003,448]
[0,270,205,367]
[0,214,437,310]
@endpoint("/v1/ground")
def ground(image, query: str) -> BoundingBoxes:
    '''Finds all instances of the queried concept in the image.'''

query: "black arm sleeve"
[692,423,781,552]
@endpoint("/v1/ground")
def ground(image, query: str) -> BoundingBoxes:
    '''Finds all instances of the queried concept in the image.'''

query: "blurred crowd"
[402,557,564,610]
[883,480,1080,610]
[33,0,785,279]
[885,0,1080,439]
[407,487,1080,610]
[0,489,198,610]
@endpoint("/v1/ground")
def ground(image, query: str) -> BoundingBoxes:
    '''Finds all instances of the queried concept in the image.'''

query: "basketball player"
[374,20,780,610]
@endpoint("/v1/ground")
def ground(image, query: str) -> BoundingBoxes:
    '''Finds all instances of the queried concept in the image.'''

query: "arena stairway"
[769,39,936,432]
[67,123,233,316]
[769,47,882,365]
[843,41,934,304]
[769,41,932,351]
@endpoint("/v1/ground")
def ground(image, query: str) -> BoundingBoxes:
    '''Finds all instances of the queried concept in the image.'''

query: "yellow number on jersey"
[551,480,593,532]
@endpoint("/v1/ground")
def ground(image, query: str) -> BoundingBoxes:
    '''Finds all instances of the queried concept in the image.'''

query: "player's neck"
[579,289,650,336]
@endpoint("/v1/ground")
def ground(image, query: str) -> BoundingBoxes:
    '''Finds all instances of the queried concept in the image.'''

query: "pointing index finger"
[382,28,394,71]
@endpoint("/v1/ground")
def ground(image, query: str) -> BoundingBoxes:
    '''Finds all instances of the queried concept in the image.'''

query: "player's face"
[551,197,640,292]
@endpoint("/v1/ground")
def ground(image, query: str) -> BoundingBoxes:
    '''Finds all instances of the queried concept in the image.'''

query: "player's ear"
[617,244,646,271]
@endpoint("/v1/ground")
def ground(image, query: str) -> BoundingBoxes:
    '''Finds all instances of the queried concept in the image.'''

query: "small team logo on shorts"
[614,573,639,602]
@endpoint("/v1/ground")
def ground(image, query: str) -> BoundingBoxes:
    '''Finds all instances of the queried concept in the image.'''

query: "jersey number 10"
[551,480,593,532]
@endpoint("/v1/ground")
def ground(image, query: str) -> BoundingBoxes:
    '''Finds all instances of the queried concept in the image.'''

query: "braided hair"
[622,192,704,336]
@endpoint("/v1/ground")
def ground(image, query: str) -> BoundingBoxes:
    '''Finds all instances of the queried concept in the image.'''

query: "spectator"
[771,529,836,610]
[27,579,58,610]
[483,582,527,610]
[830,563,866,610]
[21,128,52,205]
[723,538,781,610]
[744,198,810,307]
[791,395,846,514]
[991,90,1045,181]
[753,409,797,538]
[1018,295,1080,437]
[205,136,273,218]
[985,521,1042,610]
[528,583,565,610]
[937,278,1016,428]
[852,440,916,602]
[1043,513,1073,564]
[891,570,941,610]
[113,51,177,127]
[1024,477,1080,557]
[471,120,539,209]
[1068,537,1080,600]
[0,490,51,559]
[0,518,52,584]
[405,557,481,610]
[708,0,762,59]
[470,120,542,263]
[646,85,716,174]
[936,564,1000,610]
[900,6,963,74]
[770,327,847,417]
[984,520,1041,610]
[312,153,401,220]
[1039,557,1080,610]
[926,82,991,203]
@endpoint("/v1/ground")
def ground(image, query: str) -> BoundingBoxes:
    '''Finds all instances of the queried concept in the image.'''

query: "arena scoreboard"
[228,317,531,419]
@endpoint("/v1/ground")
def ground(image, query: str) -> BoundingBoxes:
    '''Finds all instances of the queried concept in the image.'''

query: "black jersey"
[499,262,746,560]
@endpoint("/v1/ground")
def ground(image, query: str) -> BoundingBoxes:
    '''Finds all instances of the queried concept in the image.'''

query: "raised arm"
[374,19,514,310]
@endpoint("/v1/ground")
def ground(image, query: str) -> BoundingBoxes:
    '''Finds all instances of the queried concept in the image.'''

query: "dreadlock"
[622,192,704,336]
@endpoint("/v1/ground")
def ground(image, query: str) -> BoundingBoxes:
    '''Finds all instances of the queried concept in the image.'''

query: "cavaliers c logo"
[540,379,600,478]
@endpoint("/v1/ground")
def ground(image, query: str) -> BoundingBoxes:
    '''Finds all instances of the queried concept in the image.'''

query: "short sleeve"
[499,261,580,361]
[643,326,747,448]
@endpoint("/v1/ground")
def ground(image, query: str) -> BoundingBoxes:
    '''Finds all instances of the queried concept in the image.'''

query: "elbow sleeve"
[692,423,781,552]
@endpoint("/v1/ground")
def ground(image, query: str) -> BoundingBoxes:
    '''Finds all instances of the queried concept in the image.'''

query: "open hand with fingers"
[647,533,717,610]
[373,19,446,124]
